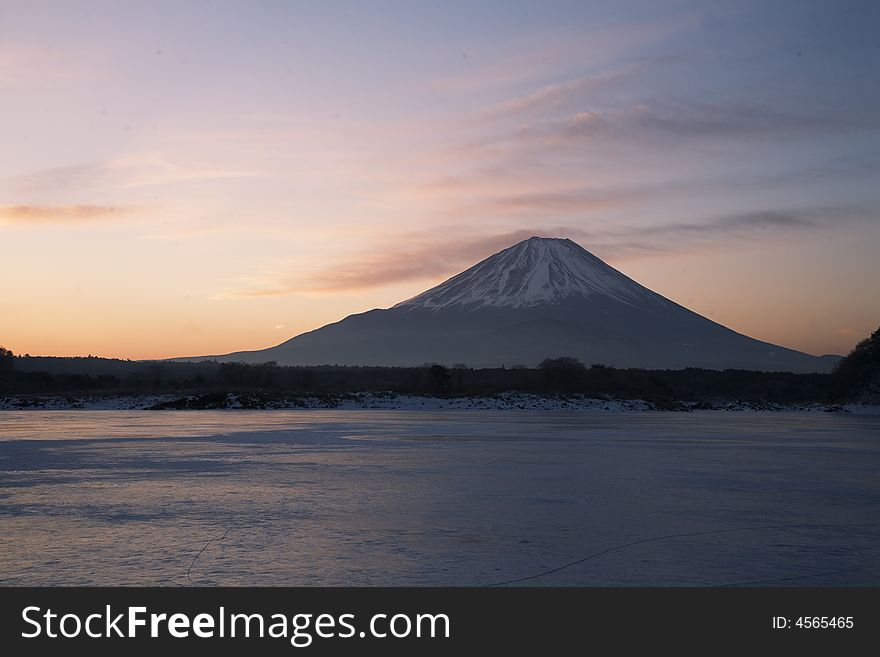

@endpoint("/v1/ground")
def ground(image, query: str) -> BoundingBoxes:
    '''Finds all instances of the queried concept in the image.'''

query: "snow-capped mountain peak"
[193,235,835,372]
[393,236,648,311]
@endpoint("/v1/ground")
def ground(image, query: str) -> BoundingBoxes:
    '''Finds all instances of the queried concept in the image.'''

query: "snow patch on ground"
[335,392,653,411]
[2,392,878,414]
[0,395,177,410]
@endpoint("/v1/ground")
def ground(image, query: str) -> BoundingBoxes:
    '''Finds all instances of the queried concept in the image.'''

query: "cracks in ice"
[716,549,880,587]
[485,523,880,587]
[186,525,238,585]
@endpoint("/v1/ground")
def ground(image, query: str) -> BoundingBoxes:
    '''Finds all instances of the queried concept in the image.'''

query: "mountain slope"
[394,237,648,309]
[185,237,838,373]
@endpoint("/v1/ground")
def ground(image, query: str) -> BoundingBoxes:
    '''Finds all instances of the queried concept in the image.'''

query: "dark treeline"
[828,326,880,403]
[0,348,841,403]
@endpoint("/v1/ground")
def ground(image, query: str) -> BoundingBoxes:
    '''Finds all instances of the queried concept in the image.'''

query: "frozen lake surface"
[1,410,878,586]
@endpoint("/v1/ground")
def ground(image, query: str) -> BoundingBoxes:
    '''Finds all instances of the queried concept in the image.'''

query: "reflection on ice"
[0,410,878,586]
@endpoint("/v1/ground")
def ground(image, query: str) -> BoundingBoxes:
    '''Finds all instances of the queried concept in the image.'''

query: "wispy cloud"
[0,204,127,224]
[585,207,866,258]
[404,151,880,227]
[481,66,638,119]
[452,187,644,217]
[653,209,815,233]
[220,229,575,298]
[221,205,865,298]
[12,154,259,194]
[470,100,880,155]
[428,16,696,95]
[621,101,875,140]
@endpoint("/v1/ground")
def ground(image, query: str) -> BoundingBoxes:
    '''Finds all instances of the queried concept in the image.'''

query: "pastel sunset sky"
[2,0,878,360]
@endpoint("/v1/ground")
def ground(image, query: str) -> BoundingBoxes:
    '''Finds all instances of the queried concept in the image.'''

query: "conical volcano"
[394,237,654,310]
[192,237,838,372]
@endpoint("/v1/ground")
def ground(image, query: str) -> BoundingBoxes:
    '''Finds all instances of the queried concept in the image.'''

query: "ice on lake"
[0,410,878,586]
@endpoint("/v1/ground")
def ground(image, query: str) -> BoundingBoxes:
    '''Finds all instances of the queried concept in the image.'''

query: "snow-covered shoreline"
[1,391,878,414]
